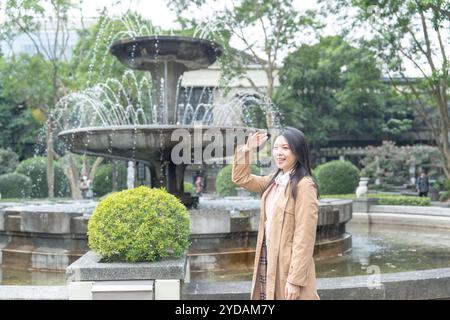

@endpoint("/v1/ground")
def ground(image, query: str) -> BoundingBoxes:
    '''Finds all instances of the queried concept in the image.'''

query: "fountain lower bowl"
[58,125,260,164]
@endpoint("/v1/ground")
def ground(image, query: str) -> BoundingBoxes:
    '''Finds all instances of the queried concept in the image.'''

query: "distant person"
[85,178,93,199]
[416,171,430,197]
[195,175,202,196]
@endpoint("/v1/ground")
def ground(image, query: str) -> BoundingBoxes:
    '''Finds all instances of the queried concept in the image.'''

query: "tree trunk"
[67,153,82,200]
[89,157,104,182]
[46,117,55,198]
[112,161,118,192]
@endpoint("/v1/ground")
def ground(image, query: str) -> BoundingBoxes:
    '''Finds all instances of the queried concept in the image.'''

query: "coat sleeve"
[231,145,272,194]
[287,177,319,287]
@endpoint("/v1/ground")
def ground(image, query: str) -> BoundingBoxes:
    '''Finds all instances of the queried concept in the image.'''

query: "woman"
[232,127,320,300]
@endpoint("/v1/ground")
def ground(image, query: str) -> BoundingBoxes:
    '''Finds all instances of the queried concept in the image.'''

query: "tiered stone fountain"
[58,35,352,279]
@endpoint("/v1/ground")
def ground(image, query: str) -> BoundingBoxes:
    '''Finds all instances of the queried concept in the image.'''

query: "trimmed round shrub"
[15,157,70,198]
[314,160,360,195]
[0,173,32,198]
[93,163,127,197]
[0,148,20,175]
[88,186,191,262]
[184,181,194,195]
[216,164,259,196]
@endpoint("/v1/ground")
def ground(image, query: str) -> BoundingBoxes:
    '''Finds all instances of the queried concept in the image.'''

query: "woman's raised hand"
[246,131,269,150]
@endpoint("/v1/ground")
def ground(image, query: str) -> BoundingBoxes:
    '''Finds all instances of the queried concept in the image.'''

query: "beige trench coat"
[232,147,320,300]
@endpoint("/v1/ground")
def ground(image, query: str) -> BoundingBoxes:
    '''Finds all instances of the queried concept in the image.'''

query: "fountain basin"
[0,197,352,276]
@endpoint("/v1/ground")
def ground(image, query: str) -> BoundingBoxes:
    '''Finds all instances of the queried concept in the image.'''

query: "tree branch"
[89,157,104,181]
[419,10,437,72]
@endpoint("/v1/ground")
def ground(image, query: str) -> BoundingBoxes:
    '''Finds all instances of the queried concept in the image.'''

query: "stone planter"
[66,251,188,300]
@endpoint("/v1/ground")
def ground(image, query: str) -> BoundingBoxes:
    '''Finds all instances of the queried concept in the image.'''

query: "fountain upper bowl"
[109,35,223,71]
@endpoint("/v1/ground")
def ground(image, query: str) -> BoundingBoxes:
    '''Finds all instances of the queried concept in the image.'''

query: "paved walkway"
[0,286,68,300]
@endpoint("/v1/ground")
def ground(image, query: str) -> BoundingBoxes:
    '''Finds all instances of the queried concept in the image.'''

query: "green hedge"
[376,195,431,206]
[93,163,127,197]
[88,186,191,262]
[0,173,32,198]
[15,157,70,198]
[216,164,259,196]
[0,148,20,175]
[321,193,431,206]
[314,160,359,195]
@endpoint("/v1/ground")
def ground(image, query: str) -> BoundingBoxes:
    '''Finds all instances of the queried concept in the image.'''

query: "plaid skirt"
[259,237,267,300]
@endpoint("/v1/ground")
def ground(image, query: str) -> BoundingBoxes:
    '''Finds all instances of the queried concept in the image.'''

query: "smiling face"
[272,135,297,173]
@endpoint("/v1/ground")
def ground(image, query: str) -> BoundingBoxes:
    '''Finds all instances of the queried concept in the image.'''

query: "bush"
[184,182,194,195]
[443,179,450,192]
[15,157,70,198]
[314,160,360,195]
[360,141,444,186]
[439,191,450,202]
[0,173,32,198]
[93,163,127,197]
[0,149,20,175]
[216,164,259,196]
[87,186,191,262]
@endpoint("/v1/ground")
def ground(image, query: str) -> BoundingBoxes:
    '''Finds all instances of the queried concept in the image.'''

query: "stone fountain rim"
[58,125,264,137]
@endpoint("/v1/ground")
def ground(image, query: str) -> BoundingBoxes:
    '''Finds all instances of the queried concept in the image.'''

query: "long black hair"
[265,127,320,200]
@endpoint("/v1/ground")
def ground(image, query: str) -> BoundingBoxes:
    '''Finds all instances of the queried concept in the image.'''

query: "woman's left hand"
[285,282,301,300]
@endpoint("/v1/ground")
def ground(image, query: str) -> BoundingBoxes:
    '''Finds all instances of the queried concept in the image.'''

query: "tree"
[323,0,450,176]
[168,0,321,127]
[274,36,412,153]
[0,54,51,158]
[1,0,82,197]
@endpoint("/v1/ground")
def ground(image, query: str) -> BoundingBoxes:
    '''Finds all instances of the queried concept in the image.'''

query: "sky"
[80,0,181,29]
